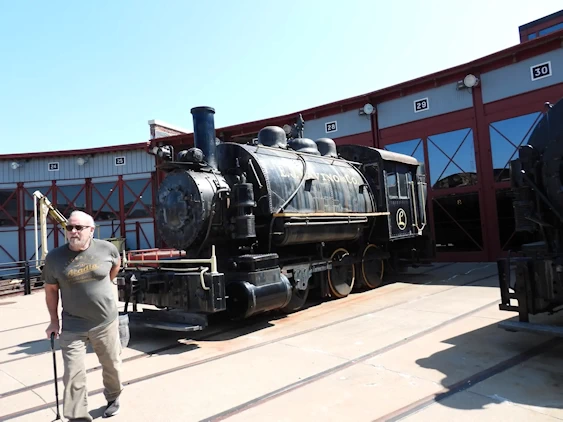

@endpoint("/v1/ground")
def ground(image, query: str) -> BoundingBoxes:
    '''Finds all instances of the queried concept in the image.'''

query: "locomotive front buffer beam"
[117,246,225,332]
[497,254,563,338]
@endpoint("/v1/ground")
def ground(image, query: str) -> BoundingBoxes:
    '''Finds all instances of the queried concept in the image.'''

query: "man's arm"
[45,283,59,322]
[42,255,61,338]
[45,283,60,338]
[110,255,121,281]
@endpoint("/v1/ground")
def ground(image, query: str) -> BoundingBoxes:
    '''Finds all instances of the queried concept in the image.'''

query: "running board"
[126,309,208,332]
[129,319,204,332]
[499,320,563,338]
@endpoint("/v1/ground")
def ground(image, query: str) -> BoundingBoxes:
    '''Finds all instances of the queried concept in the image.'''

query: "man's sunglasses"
[65,225,91,232]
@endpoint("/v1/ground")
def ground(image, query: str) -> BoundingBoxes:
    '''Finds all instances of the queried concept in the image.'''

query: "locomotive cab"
[338,144,433,271]
[383,161,427,239]
[338,147,428,220]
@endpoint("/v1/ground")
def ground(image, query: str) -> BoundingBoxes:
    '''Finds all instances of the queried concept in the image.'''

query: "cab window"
[396,163,411,199]
[387,172,398,198]
[398,173,408,198]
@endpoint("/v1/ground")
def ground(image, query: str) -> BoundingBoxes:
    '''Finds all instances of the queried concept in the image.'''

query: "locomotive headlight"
[152,145,173,161]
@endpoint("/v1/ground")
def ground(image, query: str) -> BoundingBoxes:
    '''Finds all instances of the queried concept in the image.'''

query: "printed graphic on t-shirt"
[63,253,102,284]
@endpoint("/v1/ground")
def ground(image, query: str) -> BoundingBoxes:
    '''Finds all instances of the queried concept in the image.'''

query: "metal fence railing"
[0,260,43,297]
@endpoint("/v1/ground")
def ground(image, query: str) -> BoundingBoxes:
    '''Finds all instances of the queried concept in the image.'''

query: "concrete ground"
[0,262,562,422]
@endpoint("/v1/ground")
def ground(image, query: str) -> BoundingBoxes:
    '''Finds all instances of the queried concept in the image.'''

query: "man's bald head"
[68,210,95,227]
[67,211,96,251]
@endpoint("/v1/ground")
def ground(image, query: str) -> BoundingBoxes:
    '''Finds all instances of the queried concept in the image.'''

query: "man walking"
[43,210,123,421]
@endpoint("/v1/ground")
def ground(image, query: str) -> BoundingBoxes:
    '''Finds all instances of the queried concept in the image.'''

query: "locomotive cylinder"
[226,274,292,319]
[191,106,217,169]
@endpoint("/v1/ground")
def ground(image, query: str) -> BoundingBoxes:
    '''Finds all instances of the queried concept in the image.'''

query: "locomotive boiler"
[118,106,434,331]
[497,96,563,336]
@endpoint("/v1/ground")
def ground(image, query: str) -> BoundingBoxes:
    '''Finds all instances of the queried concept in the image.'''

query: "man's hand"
[46,321,60,339]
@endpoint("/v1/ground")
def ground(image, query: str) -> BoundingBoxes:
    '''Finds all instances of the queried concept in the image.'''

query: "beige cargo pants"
[59,317,123,422]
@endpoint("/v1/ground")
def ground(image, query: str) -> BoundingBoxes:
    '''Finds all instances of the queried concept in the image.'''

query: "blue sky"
[1,1,561,155]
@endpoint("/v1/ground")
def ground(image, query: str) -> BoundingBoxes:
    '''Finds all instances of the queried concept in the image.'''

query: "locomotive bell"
[177,147,205,163]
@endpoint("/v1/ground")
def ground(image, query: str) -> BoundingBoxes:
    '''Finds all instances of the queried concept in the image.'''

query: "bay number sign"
[48,162,60,172]
[530,61,552,82]
[325,121,337,133]
[414,98,429,113]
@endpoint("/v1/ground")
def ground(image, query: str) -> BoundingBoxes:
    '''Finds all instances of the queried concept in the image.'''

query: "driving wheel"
[361,244,385,289]
[327,248,355,298]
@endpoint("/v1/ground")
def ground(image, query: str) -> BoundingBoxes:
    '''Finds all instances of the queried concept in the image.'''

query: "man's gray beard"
[69,237,90,250]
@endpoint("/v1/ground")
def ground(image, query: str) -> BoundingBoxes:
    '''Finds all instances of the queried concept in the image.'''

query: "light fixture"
[10,161,20,170]
[457,74,480,90]
[464,74,479,88]
[76,157,89,166]
[359,103,376,115]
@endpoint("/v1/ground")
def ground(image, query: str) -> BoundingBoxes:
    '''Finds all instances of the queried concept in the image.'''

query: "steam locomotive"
[497,96,563,336]
[118,106,435,331]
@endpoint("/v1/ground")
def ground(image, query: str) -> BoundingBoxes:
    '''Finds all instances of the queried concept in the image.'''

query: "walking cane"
[50,332,61,420]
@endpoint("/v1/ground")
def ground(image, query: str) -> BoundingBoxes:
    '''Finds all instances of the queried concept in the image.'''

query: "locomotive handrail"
[277,154,309,212]
[121,245,218,274]
[284,219,368,227]
[198,267,210,290]
[157,266,210,290]
[247,158,263,189]
[409,181,420,231]
[409,180,427,233]
[419,181,427,230]
[272,212,390,217]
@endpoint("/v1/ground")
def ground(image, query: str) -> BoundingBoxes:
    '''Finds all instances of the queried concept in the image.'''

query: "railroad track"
[0,263,454,367]
[372,336,561,422]
[199,306,561,422]
[0,264,501,420]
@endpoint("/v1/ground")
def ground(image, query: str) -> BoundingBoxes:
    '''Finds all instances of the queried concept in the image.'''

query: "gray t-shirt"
[42,238,120,332]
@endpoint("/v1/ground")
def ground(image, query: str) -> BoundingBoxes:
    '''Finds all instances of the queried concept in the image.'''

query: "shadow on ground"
[413,312,563,413]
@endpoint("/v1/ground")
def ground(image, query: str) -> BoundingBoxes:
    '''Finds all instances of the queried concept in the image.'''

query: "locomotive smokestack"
[191,106,217,169]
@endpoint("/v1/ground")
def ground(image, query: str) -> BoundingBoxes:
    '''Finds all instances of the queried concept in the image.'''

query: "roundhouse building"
[0,144,157,266]
[1,11,562,266]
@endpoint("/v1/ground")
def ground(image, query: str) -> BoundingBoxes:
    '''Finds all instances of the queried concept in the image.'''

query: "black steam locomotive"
[118,106,434,331]
[497,96,563,336]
